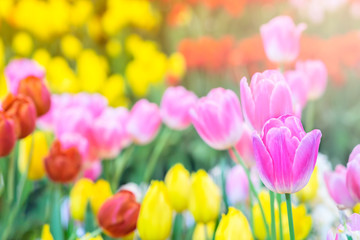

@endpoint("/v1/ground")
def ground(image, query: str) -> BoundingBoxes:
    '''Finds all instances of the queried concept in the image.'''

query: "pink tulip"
[229,124,255,167]
[260,16,306,64]
[226,165,249,204]
[5,59,45,94]
[160,86,198,130]
[83,161,102,181]
[127,99,161,145]
[347,213,360,231]
[240,70,295,132]
[284,70,309,115]
[346,158,360,202]
[324,165,355,208]
[190,88,243,150]
[296,60,328,100]
[349,144,360,162]
[59,132,90,162]
[252,115,322,193]
[91,107,131,159]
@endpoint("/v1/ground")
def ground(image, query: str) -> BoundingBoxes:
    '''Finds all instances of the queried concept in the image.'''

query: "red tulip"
[18,76,51,117]
[97,190,140,238]
[44,140,82,183]
[2,93,37,139]
[0,111,16,157]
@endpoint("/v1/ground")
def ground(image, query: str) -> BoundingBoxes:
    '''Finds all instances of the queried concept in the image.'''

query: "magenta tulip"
[190,88,243,150]
[160,86,198,130]
[252,115,322,193]
[127,99,161,145]
[349,144,360,162]
[346,159,360,202]
[260,16,306,64]
[240,70,295,132]
[324,165,355,208]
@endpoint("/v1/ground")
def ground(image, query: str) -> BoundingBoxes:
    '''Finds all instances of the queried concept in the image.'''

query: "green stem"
[143,128,172,183]
[220,159,229,212]
[7,150,15,204]
[277,193,283,240]
[79,228,102,240]
[232,147,271,240]
[172,213,183,240]
[249,188,255,239]
[285,194,295,240]
[270,191,276,240]
[112,145,134,191]
[305,101,315,132]
[204,223,209,240]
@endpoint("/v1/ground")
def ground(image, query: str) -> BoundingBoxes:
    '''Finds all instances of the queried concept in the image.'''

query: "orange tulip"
[0,111,16,157]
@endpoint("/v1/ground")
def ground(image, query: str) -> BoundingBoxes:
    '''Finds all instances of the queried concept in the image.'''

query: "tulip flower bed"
[2,0,360,240]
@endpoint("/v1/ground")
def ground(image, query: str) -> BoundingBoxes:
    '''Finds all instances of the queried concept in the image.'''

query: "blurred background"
[1,0,360,181]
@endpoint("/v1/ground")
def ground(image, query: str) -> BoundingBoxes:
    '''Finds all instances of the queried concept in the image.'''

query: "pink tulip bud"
[253,115,322,193]
[324,165,356,208]
[240,70,295,132]
[229,124,255,167]
[127,99,161,145]
[296,60,328,100]
[346,158,360,202]
[260,16,306,64]
[349,144,360,163]
[226,165,249,204]
[284,70,309,115]
[190,88,243,150]
[83,161,102,181]
[160,86,198,130]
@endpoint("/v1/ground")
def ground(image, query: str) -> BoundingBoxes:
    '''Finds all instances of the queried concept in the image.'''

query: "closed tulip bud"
[325,165,355,208]
[70,178,94,221]
[190,88,243,150]
[127,99,161,145]
[2,93,36,139]
[0,111,16,157]
[253,115,321,193]
[215,207,253,240]
[192,222,215,240]
[18,131,49,180]
[347,159,360,202]
[189,170,221,223]
[90,179,112,216]
[44,140,82,183]
[165,163,191,212]
[138,181,173,240]
[260,16,306,64]
[18,76,51,117]
[98,190,140,238]
[41,224,54,240]
[160,86,197,130]
[240,70,295,132]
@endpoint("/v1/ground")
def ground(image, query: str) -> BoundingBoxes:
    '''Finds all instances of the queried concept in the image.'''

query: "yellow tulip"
[18,131,49,180]
[70,178,94,221]
[167,52,186,80]
[90,179,112,216]
[33,48,51,68]
[0,38,4,70]
[192,222,215,240]
[252,191,312,240]
[296,166,319,202]
[353,203,360,214]
[189,170,221,223]
[0,75,8,100]
[61,34,82,59]
[101,74,127,107]
[137,181,173,240]
[106,39,122,58]
[215,207,253,240]
[70,0,93,27]
[41,224,54,240]
[77,233,102,240]
[165,163,191,212]
[12,31,33,56]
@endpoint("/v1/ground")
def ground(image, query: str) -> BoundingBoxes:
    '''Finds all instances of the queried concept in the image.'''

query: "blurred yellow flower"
[0,38,4,70]
[70,178,94,221]
[90,179,112,216]
[33,48,51,68]
[77,233,102,240]
[165,163,191,212]
[0,75,7,100]
[215,207,253,240]
[101,74,128,107]
[87,17,103,41]
[167,52,186,80]
[47,57,78,93]
[12,32,33,56]
[0,0,14,21]
[61,35,83,60]
[353,203,360,214]
[189,170,221,223]
[70,0,93,27]
[18,131,49,180]
[106,39,122,58]
[193,222,215,240]
[296,166,319,202]
[252,191,312,240]
[138,181,173,240]
[41,224,54,240]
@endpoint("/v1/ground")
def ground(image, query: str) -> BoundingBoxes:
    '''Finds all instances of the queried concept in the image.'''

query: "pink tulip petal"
[240,77,255,128]
[292,129,322,192]
[269,82,293,118]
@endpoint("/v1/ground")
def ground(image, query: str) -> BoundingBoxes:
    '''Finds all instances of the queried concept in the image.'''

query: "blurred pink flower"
[190,87,243,150]
[160,86,198,130]
[83,161,102,181]
[349,144,360,162]
[240,70,295,132]
[127,99,161,145]
[5,59,45,94]
[226,165,249,204]
[59,132,90,162]
[346,157,360,202]
[324,165,356,208]
[284,70,309,115]
[252,115,321,193]
[260,16,306,64]
[229,124,255,167]
[296,60,328,100]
